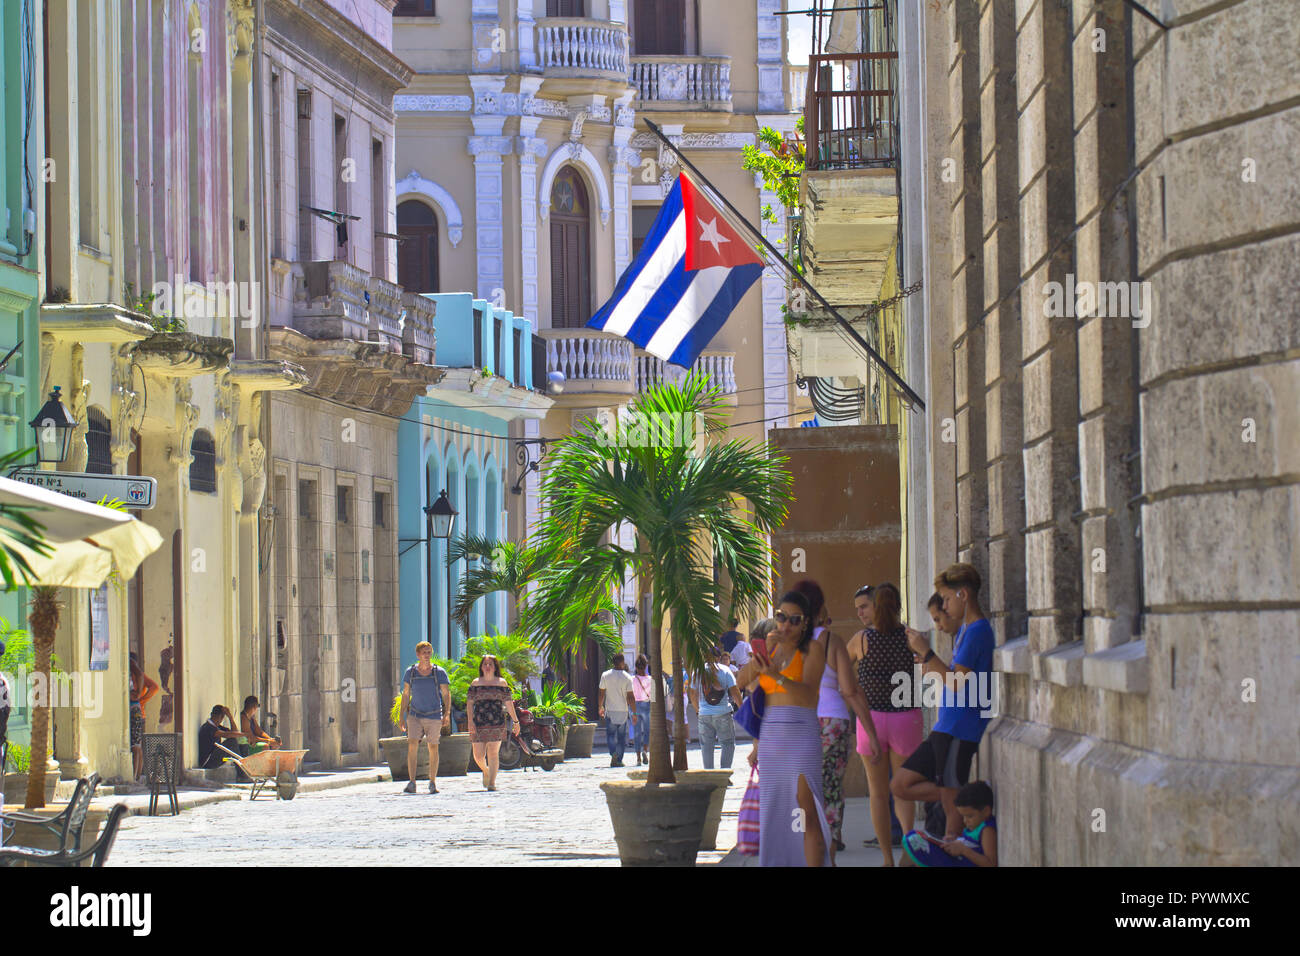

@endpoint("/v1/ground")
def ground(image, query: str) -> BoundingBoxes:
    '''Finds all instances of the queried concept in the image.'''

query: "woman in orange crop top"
[733,590,833,866]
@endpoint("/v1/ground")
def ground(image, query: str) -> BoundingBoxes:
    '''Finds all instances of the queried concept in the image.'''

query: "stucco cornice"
[267,0,414,101]
[133,332,236,379]
[267,328,445,418]
[40,303,157,344]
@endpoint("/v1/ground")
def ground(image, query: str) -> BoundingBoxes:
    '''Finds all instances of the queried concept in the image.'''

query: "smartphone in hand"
[750,637,769,665]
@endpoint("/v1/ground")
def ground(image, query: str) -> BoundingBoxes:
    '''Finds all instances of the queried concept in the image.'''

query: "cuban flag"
[587,173,764,369]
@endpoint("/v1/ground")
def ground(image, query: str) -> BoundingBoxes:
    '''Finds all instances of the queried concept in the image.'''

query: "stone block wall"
[930,0,1300,864]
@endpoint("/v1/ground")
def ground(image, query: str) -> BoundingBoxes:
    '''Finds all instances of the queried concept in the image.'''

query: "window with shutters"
[397,200,439,293]
[86,408,112,475]
[546,0,584,16]
[190,430,217,493]
[632,0,685,55]
[549,167,591,330]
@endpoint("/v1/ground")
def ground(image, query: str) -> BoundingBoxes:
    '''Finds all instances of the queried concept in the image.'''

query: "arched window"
[397,200,439,294]
[549,167,591,329]
[86,408,112,475]
[190,430,217,493]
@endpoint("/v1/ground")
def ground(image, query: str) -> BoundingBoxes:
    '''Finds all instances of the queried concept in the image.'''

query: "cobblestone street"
[109,751,743,867]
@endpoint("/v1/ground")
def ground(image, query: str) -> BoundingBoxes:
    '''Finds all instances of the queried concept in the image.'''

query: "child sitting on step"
[901,780,997,867]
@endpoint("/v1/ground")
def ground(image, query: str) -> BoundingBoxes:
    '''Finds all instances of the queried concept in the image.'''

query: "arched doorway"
[549,167,591,329]
[397,200,439,293]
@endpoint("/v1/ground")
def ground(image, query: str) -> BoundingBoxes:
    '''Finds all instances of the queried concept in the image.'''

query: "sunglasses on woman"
[773,611,805,626]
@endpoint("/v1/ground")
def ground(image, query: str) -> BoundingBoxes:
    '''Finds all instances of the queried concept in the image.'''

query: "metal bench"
[0,774,100,861]
[0,803,128,868]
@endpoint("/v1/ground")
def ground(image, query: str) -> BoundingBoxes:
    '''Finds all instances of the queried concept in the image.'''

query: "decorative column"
[467,78,512,303]
[608,91,638,281]
[517,77,547,325]
[756,0,785,112]
[471,0,503,72]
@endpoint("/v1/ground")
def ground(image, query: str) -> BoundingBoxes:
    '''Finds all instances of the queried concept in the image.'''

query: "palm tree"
[446,535,544,633]
[23,585,60,808]
[448,533,623,675]
[525,375,792,785]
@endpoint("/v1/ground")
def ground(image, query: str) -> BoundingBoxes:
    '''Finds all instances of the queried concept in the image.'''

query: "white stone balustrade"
[541,329,634,389]
[636,350,736,395]
[631,56,732,110]
[536,18,629,75]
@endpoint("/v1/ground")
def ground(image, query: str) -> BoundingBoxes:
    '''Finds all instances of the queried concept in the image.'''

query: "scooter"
[497,696,563,772]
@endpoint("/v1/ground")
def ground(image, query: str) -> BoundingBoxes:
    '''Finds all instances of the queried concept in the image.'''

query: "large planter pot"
[565,722,597,759]
[3,772,59,806]
[627,769,732,850]
[380,733,472,780]
[553,725,569,761]
[600,780,714,867]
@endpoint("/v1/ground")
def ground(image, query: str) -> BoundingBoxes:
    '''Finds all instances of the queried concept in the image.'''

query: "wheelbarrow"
[214,744,309,801]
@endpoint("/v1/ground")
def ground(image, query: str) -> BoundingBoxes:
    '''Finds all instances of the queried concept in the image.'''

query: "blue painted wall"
[398,292,528,672]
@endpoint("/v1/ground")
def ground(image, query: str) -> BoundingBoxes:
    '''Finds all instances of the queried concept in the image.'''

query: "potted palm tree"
[530,680,586,758]
[526,376,792,866]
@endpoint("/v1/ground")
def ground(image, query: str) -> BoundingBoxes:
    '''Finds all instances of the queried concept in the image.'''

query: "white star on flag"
[698,217,730,254]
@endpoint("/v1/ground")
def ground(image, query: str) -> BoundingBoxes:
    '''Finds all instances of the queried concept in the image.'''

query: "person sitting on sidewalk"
[901,780,997,867]
[198,705,247,769]
[239,696,281,755]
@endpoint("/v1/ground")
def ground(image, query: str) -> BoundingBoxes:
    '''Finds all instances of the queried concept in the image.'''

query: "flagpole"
[641,119,925,413]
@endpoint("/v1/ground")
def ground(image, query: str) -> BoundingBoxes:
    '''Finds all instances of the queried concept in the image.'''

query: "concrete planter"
[380,733,472,780]
[600,780,714,866]
[553,725,569,761]
[3,772,59,806]
[627,768,732,850]
[565,722,597,758]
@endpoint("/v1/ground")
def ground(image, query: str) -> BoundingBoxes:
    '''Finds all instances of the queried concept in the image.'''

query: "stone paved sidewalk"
[104,743,898,866]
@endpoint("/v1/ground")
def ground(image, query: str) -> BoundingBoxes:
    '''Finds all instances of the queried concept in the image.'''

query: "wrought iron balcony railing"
[803,52,898,171]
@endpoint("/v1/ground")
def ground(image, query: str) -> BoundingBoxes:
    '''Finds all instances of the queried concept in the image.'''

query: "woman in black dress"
[466,655,519,791]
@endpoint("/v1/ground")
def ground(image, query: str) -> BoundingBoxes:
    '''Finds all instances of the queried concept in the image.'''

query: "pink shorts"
[856,709,923,758]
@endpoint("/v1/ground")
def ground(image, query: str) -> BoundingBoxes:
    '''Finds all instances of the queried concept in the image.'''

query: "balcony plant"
[524,375,791,864]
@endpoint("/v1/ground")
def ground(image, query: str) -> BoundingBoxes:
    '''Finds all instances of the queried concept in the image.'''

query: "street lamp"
[424,490,458,656]
[30,386,78,465]
[625,604,638,624]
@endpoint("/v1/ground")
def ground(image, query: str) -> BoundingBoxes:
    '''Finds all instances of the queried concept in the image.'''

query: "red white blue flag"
[587,173,764,369]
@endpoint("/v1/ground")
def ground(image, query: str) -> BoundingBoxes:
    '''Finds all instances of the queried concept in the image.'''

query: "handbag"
[733,687,764,738]
[702,665,726,706]
[737,765,760,856]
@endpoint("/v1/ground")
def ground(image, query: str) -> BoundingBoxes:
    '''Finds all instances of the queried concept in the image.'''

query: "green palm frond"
[526,374,791,672]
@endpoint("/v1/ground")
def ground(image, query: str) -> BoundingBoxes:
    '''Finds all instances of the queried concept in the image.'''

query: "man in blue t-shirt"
[399,641,451,793]
[689,646,741,769]
[891,563,996,840]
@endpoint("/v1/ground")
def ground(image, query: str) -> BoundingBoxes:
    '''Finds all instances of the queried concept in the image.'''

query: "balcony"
[635,349,736,404]
[630,56,732,112]
[536,18,629,81]
[796,52,900,311]
[420,292,554,422]
[804,53,898,171]
[273,259,443,416]
[540,328,635,404]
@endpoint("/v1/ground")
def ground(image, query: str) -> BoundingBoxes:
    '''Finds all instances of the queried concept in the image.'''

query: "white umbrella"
[0,475,164,588]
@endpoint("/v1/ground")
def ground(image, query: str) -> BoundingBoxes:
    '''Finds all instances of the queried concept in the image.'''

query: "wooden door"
[548,168,591,329]
[633,0,685,55]
[397,200,439,293]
